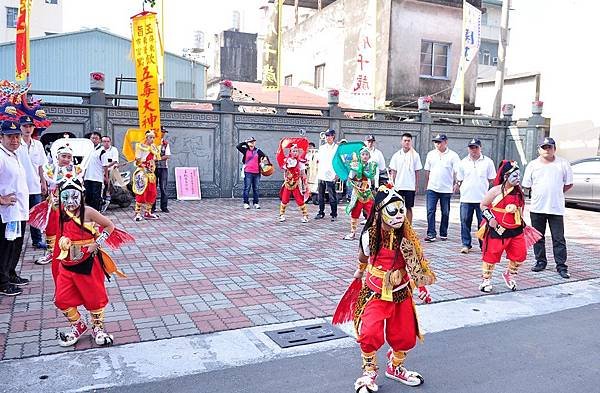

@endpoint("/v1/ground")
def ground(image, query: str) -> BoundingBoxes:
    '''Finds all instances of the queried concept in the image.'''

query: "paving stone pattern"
[1,198,598,360]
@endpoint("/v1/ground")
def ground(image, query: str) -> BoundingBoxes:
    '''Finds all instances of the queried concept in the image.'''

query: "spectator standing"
[315,129,338,221]
[0,120,30,296]
[237,136,266,209]
[99,135,119,212]
[83,132,104,211]
[364,135,387,188]
[522,137,573,279]
[388,132,422,224]
[153,126,171,213]
[87,131,101,148]
[456,138,496,253]
[423,133,460,242]
[18,115,48,249]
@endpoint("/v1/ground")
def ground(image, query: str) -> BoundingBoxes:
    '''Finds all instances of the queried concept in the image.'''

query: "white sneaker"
[301,216,308,223]
[34,253,52,265]
[134,214,143,222]
[254,204,260,209]
[278,215,286,222]
[244,203,250,209]
[360,219,367,225]
[479,278,493,293]
[92,326,114,346]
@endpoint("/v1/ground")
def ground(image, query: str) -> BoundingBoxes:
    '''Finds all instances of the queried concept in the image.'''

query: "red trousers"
[482,233,526,263]
[281,186,304,206]
[351,199,374,219]
[135,181,157,204]
[357,297,418,354]
[54,258,108,311]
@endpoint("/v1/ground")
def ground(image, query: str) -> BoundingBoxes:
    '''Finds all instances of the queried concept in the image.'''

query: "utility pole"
[492,0,510,118]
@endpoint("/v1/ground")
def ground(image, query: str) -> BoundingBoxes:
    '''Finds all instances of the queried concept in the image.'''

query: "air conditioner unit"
[492,57,498,65]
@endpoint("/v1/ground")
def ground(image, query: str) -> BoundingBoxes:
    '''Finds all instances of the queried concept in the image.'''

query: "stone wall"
[38,89,544,199]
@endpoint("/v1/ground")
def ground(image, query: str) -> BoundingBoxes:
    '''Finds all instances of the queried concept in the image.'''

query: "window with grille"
[420,41,450,79]
[314,64,325,89]
[6,7,18,28]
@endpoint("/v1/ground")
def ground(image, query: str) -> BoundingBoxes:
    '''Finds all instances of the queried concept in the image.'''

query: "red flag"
[15,0,31,81]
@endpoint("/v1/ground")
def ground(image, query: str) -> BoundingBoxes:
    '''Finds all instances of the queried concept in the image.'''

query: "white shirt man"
[522,137,573,278]
[0,120,30,295]
[315,129,339,220]
[456,139,496,252]
[388,132,422,223]
[364,135,386,188]
[84,137,106,211]
[423,133,460,241]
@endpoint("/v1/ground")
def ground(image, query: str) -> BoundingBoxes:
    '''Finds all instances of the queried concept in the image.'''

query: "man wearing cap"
[388,133,422,224]
[237,136,266,209]
[0,120,30,296]
[152,127,171,213]
[364,135,387,188]
[423,133,460,242]
[456,138,496,253]
[18,115,49,249]
[522,137,573,279]
[315,129,338,220]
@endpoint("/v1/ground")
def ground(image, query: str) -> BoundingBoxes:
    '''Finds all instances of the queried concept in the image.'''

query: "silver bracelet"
[95,230,110,247]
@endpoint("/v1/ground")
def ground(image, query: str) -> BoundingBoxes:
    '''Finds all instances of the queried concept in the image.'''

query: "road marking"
[2,279,599,393]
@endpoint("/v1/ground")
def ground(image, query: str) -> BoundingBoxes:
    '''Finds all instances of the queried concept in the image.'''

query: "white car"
[566,156,600,208]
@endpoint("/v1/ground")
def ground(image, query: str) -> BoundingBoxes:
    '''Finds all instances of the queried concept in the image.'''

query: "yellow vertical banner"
[130,12,162,136]
[262,0,283,91]
[15,0,31,81]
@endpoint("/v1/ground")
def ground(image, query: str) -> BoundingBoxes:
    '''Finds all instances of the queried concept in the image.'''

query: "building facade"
[271,0,481,110]
[477,0,501,79]
[1,0,63,43]
[0,29,207,101]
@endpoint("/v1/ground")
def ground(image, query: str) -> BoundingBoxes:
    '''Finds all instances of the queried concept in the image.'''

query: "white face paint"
[507,170,520,185]
[60,189,81,211]
[381,200,406,228]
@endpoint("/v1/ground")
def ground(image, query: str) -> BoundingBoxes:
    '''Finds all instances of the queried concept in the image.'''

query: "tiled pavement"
[1,197,598,361]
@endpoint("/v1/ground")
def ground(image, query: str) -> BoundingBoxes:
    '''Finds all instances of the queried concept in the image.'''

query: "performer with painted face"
[277,138,310,223]
[478,160,531,293]
[333,185,436,393]
[343,147,377,240]
[53,174,131,347]
[132,130,161,221]
[30,145,83,270]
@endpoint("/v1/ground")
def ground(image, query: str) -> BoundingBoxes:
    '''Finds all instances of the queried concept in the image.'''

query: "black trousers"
[0,221,25,289]
[84,180,103,211]
[153,168,169,211]
[530,212,568,272]
[317,180,338,217]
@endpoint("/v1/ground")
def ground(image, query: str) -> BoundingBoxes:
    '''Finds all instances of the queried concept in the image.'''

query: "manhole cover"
[264,323,348,348]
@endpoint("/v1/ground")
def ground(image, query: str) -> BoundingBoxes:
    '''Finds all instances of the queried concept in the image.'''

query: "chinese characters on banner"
[262,0,283,91]
[449,1,481,105]
[15,0,31,81]
[175,167,201,200]
[131,12,162,135]
[350,0,376,108]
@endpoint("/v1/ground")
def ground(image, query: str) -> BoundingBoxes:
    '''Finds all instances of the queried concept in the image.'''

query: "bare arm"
[354,247,369,278]
[85,206,115,234]
[424,170,430,189]
[388,169,397,186]
[564,184,573,192]
[415,170,420,190]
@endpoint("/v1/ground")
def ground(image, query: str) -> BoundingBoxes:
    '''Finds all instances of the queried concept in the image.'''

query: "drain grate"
[264,323,348,348]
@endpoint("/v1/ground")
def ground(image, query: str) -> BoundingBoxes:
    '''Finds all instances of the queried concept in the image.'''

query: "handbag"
[260,156,275,177]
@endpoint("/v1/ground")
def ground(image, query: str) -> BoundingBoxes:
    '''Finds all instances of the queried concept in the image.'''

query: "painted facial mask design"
[507,170,520,185]
[381,200,406,228]
[60,189,81,211]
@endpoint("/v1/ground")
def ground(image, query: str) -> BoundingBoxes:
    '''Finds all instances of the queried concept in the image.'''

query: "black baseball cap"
[324,129,335,136]
[432,133,448,142]
[538,137,556,148]
[19,115,34,126]
[365,134,376,141]
[1,120,21,134]
[468,138,482,147]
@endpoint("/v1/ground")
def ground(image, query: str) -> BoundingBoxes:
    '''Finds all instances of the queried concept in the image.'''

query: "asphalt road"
[103,303,599,393]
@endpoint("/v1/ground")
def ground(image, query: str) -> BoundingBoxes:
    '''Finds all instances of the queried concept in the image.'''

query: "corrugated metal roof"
[0,28,207,102]
[0,28,208,67]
